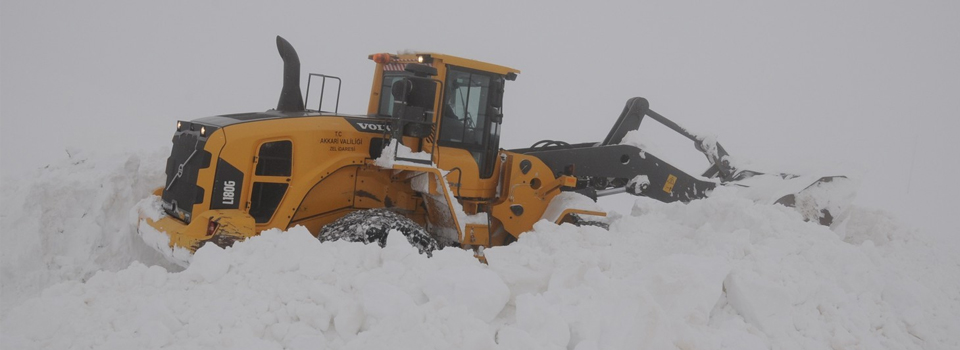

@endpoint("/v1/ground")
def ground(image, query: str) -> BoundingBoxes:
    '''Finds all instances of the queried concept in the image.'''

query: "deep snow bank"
[1,151,958,349]
[487,194,960,349]
[0,148,179,314]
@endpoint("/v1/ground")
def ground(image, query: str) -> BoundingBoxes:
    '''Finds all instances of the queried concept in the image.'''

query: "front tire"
[318,208,439,255]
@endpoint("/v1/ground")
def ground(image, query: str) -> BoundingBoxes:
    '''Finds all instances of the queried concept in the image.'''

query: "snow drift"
[0,149,179,315]
[1,151,958,350]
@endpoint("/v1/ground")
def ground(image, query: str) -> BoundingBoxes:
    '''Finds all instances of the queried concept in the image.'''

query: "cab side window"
[251,140,292,223]
[378,73,411,116]
[255,140,292,176]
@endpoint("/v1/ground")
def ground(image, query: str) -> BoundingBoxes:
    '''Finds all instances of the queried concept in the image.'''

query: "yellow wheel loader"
[138,37,854,266]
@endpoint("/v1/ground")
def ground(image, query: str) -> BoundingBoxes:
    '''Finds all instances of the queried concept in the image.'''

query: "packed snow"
[1,150,958,350]
[372,139,433,168]
[0,149,181,315]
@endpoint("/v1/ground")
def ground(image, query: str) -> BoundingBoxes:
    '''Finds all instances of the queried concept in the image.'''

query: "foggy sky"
[2,0,958,236]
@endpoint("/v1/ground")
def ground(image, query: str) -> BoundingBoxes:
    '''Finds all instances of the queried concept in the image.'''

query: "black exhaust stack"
[275,36,304,112]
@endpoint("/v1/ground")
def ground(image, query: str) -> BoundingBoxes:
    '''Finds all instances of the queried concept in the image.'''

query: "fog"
[2,0,958,235]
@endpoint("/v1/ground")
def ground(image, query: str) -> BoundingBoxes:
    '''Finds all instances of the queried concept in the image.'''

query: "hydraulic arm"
[515,97,854,226]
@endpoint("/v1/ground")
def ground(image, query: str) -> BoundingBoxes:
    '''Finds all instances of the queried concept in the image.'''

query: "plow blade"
[731,174,857,227]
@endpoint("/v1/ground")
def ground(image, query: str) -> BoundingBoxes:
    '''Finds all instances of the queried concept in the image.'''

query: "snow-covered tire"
[318,208,439,255]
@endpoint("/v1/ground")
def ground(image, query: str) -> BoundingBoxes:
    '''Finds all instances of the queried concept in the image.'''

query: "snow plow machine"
[139,36,855,266]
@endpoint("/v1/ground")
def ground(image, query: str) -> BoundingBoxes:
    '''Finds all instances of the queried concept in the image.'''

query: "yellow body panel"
[490,151,579,237]
[145,207,257,252]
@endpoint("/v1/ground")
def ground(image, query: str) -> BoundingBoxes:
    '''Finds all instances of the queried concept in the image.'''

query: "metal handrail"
[305,73,341,113]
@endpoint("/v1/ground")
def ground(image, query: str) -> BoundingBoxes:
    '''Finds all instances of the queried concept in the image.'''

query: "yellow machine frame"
[141,51,605,258]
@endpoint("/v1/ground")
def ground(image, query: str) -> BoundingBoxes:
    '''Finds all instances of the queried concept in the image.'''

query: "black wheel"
[318,208,439,255]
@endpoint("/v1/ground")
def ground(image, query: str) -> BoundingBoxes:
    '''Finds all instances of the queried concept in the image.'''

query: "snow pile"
[486,192,959,349]
[3,228,510,349]
[618,130,659,159]
[3,155,958,349]
[0,148,179,315]
[541,192,606,224]
[372,139,432,168]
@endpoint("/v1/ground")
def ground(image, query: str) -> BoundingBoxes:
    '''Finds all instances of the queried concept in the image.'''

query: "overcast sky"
[2,0,958,235]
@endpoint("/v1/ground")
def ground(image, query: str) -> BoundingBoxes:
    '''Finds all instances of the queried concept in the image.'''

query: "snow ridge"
[1,151,958,350]
[0,149,178,314]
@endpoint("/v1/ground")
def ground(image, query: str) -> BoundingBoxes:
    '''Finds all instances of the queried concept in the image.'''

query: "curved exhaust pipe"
[275,36,304,112]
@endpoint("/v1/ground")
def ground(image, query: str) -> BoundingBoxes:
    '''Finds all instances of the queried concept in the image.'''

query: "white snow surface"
[372,139,433,168]
[541,192,606,224]
[618,130,659,159]
[0,149,181,315]
[2,151,959,350]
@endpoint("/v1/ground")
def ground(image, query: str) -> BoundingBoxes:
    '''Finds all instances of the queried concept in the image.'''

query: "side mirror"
[490,79,504,108]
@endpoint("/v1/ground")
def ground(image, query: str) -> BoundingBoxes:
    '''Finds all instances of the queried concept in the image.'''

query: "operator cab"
[368,53,518,185]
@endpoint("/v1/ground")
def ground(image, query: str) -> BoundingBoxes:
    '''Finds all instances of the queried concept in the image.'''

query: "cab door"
[436,66,504,197]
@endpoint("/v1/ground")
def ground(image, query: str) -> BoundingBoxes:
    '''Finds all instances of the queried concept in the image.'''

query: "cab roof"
[369,52,521,77]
